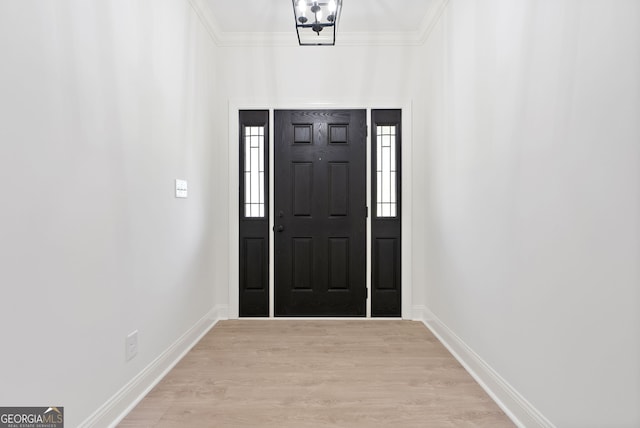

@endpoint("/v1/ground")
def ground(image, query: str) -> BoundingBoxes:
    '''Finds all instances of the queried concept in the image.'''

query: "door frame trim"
[228,99,413,319]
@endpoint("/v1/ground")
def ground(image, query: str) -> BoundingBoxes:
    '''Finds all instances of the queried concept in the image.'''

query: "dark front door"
[275,110,367,316]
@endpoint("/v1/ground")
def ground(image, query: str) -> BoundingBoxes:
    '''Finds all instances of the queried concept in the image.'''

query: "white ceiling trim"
[417,0,449,45]
[188,0,224,44]
[188,0,448,47]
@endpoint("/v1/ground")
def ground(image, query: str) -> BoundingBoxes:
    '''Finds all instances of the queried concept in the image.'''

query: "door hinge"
[366,287,369,299]
[366,206,369,218]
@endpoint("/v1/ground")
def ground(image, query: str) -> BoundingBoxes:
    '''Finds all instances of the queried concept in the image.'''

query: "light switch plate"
[175,179,188,198]
[126,330,138,361]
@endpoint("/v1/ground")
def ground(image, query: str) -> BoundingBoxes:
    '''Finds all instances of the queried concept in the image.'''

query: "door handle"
[276,225,284,232]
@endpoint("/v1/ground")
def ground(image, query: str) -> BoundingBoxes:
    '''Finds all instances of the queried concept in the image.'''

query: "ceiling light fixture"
[292,0,343,46]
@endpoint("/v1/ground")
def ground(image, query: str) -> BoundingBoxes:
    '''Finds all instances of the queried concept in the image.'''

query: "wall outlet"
[175,179,188,198]
[125,330,138,361]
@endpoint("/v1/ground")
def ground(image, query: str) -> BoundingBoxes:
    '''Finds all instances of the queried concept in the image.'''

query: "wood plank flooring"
[120,321,513,427]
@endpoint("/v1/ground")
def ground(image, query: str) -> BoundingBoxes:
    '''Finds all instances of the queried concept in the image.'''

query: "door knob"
[277,225,284,232]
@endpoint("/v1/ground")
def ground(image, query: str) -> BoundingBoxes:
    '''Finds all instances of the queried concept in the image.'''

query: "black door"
[275,110,367,316]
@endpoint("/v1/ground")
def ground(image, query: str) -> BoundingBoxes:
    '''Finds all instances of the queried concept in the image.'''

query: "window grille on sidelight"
[376,125,398,217]
[244,126,265,217]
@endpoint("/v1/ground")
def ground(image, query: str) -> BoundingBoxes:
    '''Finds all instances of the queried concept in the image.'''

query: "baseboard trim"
[412,305,555,428]
[213,304,229,321]
[79,305,227,428]
[82,304,553,427]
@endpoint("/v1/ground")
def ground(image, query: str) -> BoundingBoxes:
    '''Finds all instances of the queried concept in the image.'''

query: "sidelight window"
[376,125,398,217]
[371,109,401,316]
[244,126,265,218]
[239,110,269,317]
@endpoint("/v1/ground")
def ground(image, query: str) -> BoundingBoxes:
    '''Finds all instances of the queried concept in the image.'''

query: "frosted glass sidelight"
[376,125,397,217]
[244,126,266,217]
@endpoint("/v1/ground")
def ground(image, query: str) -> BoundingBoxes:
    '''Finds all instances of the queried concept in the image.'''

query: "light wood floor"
[120,321,513,427]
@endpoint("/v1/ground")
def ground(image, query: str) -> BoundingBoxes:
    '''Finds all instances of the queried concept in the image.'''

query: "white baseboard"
[79,305,227,428]
[82,303,552,427]
[411,304,429,322]
[412,305,555,428]
[212,304,229,321]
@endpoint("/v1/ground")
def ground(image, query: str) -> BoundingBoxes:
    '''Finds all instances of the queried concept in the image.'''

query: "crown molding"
[339,31,424,47]
[417,0,449,44]
[187,0,223,44]
[215,31,425,48]
[216,32,297,47]
[188,0,449,47]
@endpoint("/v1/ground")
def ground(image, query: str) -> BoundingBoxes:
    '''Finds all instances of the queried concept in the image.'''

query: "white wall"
[216,44,420,104]
[0,1,221,426]
[416,0,640,426]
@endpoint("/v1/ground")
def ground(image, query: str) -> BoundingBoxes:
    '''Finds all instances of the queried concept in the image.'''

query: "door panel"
[243,238,266,290]
[292,162,313,216]
[275,110,366,316]
[328,162,349,216]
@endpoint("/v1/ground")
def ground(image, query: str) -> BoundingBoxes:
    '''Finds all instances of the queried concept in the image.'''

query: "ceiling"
[191,0,446,46]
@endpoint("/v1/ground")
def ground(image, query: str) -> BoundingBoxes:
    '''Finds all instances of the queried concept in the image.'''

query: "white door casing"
[227,99,413,319]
